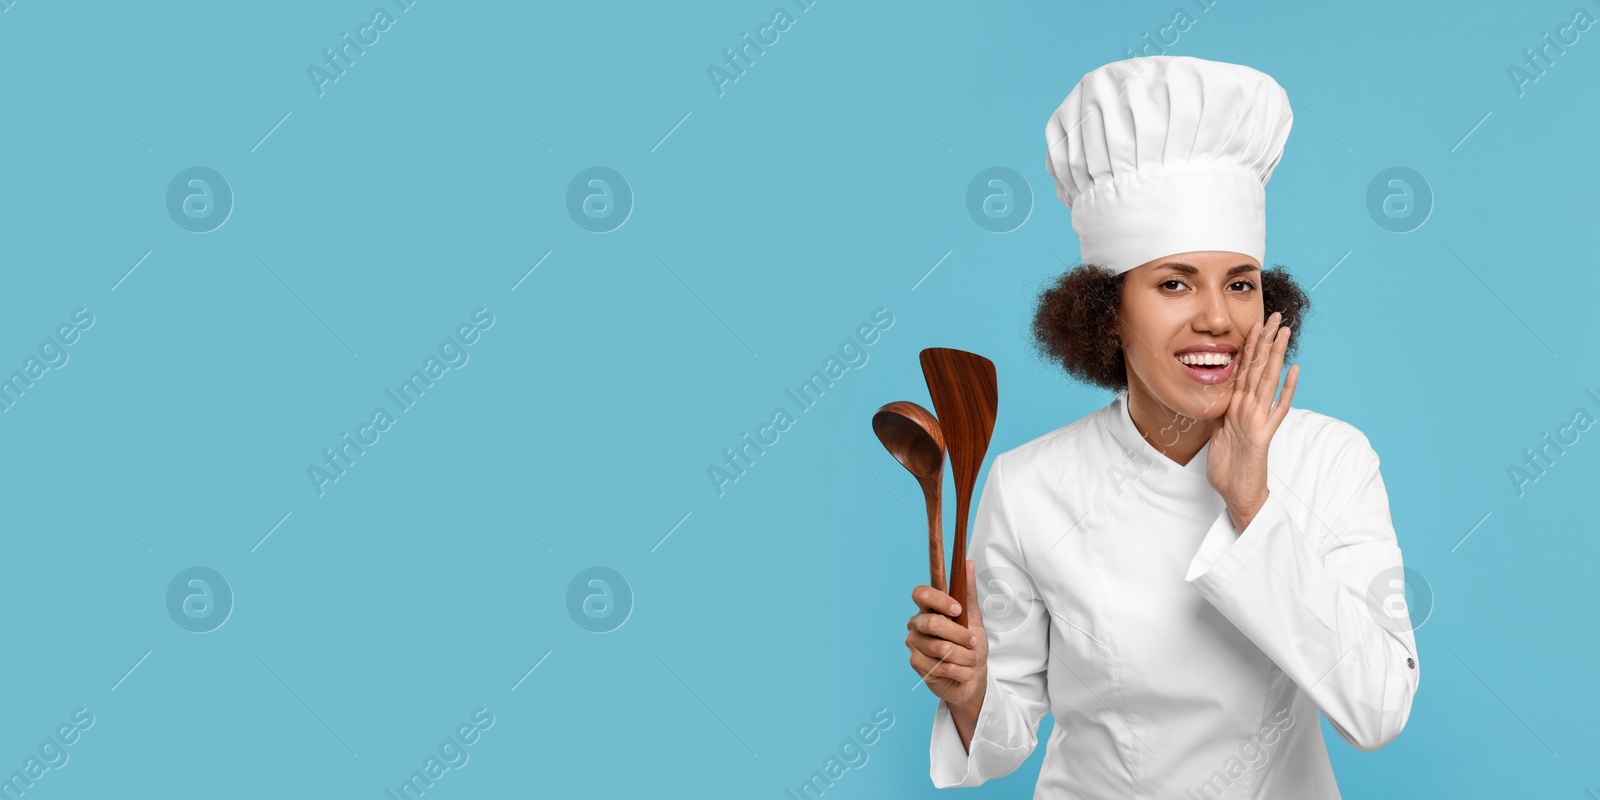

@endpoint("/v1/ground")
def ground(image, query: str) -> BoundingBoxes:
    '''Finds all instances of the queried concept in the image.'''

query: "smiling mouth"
[1176,352,1232,368]
[1174,352,1236,384]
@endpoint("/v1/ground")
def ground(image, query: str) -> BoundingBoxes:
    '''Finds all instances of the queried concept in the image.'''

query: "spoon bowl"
[871,400,948,595]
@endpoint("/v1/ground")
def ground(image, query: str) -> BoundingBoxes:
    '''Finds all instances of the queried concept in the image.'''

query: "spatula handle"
[949,494,971,629]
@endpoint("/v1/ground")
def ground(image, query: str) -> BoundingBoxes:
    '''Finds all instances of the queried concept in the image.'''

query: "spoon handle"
[923,481,946,595]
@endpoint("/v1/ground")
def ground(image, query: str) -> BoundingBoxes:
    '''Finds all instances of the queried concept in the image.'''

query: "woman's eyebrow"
[1157,263,1260,275]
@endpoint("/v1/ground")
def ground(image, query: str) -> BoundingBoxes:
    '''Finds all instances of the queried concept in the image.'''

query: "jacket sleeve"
[1183,431,1420,752]
[929,454,1053,787]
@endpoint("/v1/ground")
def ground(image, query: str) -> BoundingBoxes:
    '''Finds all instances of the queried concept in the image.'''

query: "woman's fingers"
[1233,312,1265,405]
[905,630,978,666]
[1256,323,1289,408]
[1271,363,1299,428]
[908,649,979,684]
[911,584,961,618]
[908,609,976,646]
[907,568,987,689]
[1246,311,1280,401]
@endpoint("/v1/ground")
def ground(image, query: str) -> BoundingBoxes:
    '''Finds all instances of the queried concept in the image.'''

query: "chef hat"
[1044,55,1293,275]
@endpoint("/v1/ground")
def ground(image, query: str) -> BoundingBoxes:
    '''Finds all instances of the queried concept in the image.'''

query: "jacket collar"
[1102,391,1218,507]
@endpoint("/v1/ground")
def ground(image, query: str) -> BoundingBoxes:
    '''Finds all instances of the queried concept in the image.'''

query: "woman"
[906,56,1419,798]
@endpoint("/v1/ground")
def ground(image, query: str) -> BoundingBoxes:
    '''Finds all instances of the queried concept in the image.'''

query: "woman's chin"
[1170,384,1233,420]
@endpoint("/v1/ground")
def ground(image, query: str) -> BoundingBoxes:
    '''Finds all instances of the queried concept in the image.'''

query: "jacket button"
[1406,657,1415,669]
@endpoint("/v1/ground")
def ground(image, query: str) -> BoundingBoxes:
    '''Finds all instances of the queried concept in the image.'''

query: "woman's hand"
[908,559,988,715]
[1206,310,1299,531]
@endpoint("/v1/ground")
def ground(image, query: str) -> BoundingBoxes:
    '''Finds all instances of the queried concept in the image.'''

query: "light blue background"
[1,0,1596,797]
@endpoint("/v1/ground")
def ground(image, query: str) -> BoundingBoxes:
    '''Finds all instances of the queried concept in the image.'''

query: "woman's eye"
[1159,278,1253,291]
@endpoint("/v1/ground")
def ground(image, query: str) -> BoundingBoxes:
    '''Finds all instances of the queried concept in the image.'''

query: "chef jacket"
[930,391,1419,798]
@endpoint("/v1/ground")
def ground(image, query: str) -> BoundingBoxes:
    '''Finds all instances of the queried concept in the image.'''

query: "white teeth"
[1177,352,1232,366]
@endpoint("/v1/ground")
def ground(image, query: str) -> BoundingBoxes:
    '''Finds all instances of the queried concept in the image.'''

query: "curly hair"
[1029,263,1311,392]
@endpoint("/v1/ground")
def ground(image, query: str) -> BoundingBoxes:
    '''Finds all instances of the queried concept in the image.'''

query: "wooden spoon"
[871,400,947,596]
[919,348,998,629]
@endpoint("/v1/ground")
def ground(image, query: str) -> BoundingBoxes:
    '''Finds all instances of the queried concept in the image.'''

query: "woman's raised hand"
[1206,310,1299,530]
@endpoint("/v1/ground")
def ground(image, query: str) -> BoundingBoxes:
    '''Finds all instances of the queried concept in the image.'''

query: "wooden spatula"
[919,348,998,629]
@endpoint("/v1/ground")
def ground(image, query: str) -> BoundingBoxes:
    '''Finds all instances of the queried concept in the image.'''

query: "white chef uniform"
[927,390,1421,797]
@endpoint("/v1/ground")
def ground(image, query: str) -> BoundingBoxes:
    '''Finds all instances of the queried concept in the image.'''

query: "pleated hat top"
[1044,55,1293,275]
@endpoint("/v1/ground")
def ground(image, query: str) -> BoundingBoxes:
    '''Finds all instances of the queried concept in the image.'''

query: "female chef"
[905,55,1420,798]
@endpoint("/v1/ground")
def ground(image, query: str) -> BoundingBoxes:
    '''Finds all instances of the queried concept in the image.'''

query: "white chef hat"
[1045,55,1293,275]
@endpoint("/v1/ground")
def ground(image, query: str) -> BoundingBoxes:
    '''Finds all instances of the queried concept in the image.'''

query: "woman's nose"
[1194,291,1231,333]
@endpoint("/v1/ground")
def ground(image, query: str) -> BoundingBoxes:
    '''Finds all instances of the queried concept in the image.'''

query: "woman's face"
[1113,250,1265,422]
